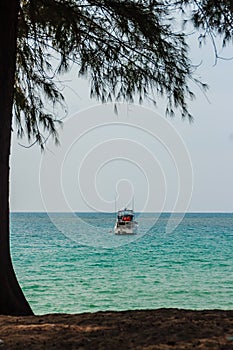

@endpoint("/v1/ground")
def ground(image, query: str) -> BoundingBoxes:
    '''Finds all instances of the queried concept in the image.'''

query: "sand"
[0,309,233,349]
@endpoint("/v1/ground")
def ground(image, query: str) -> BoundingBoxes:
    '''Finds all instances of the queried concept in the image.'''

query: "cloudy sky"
[10,35,233,213]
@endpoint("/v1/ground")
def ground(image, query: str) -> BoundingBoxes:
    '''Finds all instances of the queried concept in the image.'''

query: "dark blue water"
[10,212,233,314]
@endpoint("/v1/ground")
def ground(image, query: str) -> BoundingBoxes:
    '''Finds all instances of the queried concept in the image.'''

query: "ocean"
[10,212,233,315]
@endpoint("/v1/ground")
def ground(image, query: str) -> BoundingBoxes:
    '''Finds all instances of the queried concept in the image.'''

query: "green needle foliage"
[177,0,233,46]
[15,0,232,149]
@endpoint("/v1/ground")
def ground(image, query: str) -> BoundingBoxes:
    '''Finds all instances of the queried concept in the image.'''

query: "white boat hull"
[114,222,138,235]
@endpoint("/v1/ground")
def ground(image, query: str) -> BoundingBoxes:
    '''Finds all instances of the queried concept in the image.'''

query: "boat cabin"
[117,209,134,223]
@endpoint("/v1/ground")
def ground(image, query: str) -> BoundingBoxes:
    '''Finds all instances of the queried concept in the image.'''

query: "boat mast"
[114,192,117,214]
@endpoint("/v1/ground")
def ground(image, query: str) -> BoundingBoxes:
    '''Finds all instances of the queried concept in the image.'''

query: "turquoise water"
[10,213,233,315]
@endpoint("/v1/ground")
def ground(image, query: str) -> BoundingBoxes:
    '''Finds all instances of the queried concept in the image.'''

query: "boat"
[114,208,138,235]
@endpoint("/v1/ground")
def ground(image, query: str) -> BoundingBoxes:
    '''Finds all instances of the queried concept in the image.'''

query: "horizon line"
[10,211,233,214]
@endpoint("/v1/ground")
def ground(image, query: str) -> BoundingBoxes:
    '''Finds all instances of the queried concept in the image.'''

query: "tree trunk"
[0,0,33,315]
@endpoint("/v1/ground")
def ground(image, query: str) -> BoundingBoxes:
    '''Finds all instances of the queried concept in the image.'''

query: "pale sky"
[10,35,233,213]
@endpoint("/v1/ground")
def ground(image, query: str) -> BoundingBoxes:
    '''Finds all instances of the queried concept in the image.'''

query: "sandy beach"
[0,308,232,349]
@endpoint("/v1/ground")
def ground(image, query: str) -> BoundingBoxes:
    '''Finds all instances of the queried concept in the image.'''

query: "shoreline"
[0,308,232,349]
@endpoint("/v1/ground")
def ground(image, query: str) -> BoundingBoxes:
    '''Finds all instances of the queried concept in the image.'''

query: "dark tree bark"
[0,0,33,315]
